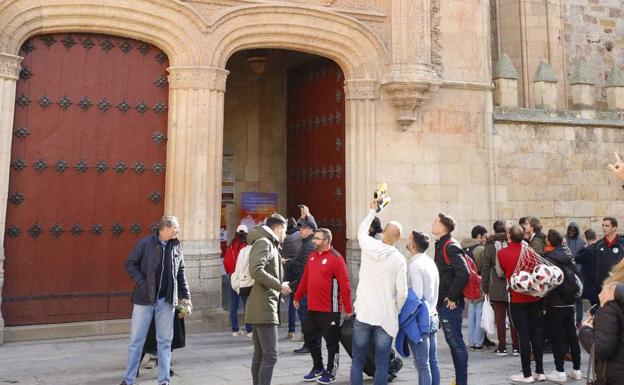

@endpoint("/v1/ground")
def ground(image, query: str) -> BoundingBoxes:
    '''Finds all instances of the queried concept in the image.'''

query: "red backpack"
[442,239,482,300]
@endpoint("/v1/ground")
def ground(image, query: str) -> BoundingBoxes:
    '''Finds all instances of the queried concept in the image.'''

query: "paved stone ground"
[0,325,588,385]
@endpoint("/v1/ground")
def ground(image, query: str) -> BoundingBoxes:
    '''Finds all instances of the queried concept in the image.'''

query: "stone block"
[493,78,519,107]
[606,67,624,111]
[533,61,558,109]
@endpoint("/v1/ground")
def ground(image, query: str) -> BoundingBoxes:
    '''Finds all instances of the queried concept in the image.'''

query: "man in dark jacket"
[282,217,302,340]
[432,213,469,385]
[526,217,546,256]
[288,218,317,354]
[576,229,599,305]
[120,216,191,385]
[481,220,519,356]
[565,222,587,327]
[594,217,624,291]
[543,230,582,382]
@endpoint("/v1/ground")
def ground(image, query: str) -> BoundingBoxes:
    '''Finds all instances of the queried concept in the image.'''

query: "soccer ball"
[549,265,564,286]
[532,264,553,286]
[511,271,534,293]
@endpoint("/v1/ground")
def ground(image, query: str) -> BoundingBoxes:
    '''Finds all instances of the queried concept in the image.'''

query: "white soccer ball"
[532,264,553,286]
[511,271,534,292]
[549,265,564,286]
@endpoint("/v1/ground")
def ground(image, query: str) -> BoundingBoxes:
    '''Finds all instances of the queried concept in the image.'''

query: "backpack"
[443,239,482,300]
[231,245,253,293]
[556,261,583,303]
[223,238,246,275]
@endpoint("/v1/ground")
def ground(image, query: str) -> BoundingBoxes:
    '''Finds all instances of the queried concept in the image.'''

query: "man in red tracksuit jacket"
[294,228,353,385]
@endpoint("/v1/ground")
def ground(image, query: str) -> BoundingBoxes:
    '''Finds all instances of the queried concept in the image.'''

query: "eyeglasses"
[313,236,326,241]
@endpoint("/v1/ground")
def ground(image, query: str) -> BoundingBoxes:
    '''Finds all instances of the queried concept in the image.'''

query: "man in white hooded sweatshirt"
[350,199,408,385]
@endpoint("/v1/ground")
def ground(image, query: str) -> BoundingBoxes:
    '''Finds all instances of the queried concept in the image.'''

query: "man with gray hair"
[120,216,192,385]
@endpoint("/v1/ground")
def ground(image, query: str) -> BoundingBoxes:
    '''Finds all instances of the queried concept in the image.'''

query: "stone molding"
[167,66,229,91]
[344,79,380,100]
[494,107,624,127]
[0,53,21,80]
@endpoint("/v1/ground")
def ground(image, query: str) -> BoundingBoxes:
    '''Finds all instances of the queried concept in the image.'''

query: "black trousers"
[510,302,545,377]
[303,311,341,375]
[545,306,581,371]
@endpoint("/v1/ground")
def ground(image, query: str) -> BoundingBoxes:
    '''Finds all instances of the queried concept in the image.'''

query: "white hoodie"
[353,209,408,337]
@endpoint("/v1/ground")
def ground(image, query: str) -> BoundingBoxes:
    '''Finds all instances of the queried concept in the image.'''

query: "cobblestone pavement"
[0,325,587,385]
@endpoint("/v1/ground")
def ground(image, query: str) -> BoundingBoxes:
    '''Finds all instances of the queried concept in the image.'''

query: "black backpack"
[556,261,583,304]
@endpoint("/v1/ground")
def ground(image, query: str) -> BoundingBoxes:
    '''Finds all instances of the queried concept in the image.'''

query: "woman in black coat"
[578,259,624,385]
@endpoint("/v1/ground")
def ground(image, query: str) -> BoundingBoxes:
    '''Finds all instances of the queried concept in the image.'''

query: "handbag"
[587,343,607,385]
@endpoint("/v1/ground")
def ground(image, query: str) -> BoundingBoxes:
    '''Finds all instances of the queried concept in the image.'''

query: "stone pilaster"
[569,63,596,110]
[533,61,558,110]
[165,66,229,311]
[493,53,519,107]
[0,53,22,344]
[607,67,624,112]
[383,0,440,128]
[344,79,379,280]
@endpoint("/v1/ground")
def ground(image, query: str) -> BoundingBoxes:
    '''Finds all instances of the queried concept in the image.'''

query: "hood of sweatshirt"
[247,225,280,246]
[486,232,508,244]
[460,238,481,249]
[545,245,573,265]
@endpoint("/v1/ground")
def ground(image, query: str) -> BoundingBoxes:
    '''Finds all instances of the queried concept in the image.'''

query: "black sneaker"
[494,347,507,356]
[473,345,483,351]
[294,346,311,354]
[483,337,496,348]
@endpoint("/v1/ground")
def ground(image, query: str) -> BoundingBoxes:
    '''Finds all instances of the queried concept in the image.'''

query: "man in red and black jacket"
[294,228,352,385]
[498,225,545,383]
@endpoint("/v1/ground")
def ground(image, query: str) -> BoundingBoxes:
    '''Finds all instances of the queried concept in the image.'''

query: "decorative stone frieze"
[167,66,229,91]
[344,79,380,100]
[0,54,21,80]
[382,80,440,129]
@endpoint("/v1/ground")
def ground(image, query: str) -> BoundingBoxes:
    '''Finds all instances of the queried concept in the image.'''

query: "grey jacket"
[125,234,191,307]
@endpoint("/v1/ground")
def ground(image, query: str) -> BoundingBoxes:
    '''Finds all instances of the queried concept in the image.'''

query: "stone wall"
[564,0,624,110]
[493,107,624,233]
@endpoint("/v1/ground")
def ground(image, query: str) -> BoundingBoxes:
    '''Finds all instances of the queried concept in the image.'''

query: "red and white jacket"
[294,248,353,314]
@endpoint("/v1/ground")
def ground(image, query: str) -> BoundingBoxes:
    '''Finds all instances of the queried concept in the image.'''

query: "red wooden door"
[287,60,346,256]
[2,33,168,325]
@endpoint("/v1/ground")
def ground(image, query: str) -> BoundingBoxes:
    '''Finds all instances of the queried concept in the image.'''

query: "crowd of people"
[116,154,624,385]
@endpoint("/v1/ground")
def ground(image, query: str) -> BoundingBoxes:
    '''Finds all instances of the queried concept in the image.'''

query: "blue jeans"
[230,288,252,333]
[467,300,485,347]
[408,316,441,385]
[288,295,297,333]
[438,304,468,385]
[123,298,174,385]
[350,319,393,385]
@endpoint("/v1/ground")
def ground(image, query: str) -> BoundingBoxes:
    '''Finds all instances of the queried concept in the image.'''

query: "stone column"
[0,53,21,344]
[165,66,229,312]
[344,79,379,287]
[493,53,519,107]
[607,67,624,111]
[533,61,558,109]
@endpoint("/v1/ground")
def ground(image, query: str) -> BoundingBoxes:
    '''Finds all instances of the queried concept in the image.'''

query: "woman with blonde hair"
[578,258,624,384]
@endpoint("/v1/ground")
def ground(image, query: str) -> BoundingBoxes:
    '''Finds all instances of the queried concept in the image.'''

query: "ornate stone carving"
[344,79,380,100]
[0,53,22,80]
[382,81,440,129]
[430,0,443,74]
[167,66,229,91]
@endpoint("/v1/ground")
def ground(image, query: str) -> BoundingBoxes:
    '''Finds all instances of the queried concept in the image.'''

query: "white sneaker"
[232,331,240,337]
[545,371,567,383]
[510,373,535,383]
[247,331,253,338]
[567,369,582,380]
[533,373,546,382]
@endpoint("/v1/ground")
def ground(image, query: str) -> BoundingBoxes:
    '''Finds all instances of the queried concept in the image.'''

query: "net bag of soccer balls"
[509,242,563,298]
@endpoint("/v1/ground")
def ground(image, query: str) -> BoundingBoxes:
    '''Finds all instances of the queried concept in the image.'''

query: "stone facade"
[0,0,622,342]
[564,0,624,110]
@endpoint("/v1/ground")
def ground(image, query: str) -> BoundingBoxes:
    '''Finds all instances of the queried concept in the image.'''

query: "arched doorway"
[2,33,168,325]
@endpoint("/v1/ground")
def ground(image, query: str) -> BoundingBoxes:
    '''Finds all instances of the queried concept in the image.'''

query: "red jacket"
[497,242,540,304]
[223,237,247,275]
[294,248,353,314]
